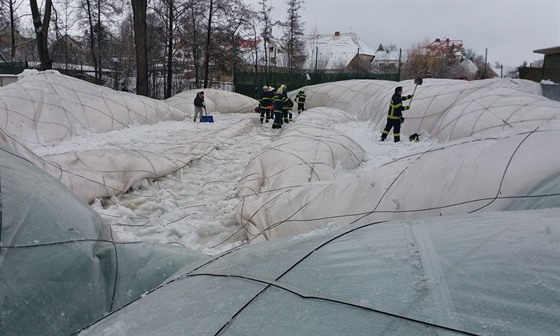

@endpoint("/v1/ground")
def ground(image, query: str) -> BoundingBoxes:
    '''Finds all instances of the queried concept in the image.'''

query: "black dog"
[409,133,420,142]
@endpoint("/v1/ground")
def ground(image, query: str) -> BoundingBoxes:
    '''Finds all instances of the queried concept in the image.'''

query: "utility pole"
[484,48,488,79]
[398,48,402,81]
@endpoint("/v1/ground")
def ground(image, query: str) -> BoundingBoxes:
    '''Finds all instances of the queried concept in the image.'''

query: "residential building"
[533,46,560,83]
[304,32,376,72]
[371,44,401,73]
[0,26,36,64]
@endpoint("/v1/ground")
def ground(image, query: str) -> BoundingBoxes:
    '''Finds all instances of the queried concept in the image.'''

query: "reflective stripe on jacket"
[388,93,409,119]
[259,91,273,109]
[273,93,284,112]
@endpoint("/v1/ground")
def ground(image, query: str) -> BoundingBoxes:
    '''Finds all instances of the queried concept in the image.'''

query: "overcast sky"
[260,0,560,68]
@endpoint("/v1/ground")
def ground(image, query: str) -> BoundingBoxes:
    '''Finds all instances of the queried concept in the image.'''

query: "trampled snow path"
[77,112,436,255]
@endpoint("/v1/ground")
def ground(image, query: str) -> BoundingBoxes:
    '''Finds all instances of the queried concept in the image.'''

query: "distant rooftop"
[304,32,376,69]
[533,46,560,55]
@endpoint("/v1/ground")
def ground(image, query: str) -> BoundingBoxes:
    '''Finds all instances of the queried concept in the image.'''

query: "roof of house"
[533,46,560,55]
[304,32,376,69]
[373,49,401,62]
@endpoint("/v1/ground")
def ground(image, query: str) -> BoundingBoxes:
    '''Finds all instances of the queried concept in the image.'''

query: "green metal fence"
[0,62,28,75]
[234,71,399,99]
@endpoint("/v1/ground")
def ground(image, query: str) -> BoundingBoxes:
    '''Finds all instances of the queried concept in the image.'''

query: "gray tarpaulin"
[0,143,210,336]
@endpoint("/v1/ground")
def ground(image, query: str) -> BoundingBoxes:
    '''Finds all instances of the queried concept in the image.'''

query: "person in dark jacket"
[193,91,206,122]
[296,89,306,114]
[380,86,413,142]
[259,85,273,123]
[272,87,285,129]
[278,84,292,124]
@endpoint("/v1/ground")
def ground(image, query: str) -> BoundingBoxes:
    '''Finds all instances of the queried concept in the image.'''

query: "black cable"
[174,272,479,336]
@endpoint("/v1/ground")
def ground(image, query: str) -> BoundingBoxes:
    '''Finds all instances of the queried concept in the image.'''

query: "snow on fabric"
[0,71,559,335]
[78,208,560,336]
[166,88,258,114]
[0,70,185,147]
[0,70,258,203]
[0,143,210,336]
[236,79,560,240]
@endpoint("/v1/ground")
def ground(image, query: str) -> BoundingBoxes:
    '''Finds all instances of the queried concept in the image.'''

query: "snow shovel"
[408,76,423,108]
[409,76,423,141]
[201,108,214,123]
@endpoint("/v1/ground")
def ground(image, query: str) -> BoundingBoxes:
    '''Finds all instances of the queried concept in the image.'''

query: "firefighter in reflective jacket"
[380,86,413,142]
[279,84,292,124]
[259,85,273,123]
[296,89,306,113]
[272,87,285,129]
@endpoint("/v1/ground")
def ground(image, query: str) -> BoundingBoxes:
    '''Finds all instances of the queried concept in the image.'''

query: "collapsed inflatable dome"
[0,143,210,335]
[1,72,559,335]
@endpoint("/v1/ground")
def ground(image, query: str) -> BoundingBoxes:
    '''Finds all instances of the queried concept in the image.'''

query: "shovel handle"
[409,76,422,108]
[409,84,418,107]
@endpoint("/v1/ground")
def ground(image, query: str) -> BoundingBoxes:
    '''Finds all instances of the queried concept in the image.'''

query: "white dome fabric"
[0,70,258,203]
[0,72,559,335]
[303,78,553,142]
[166,88,258,114]
[237,107,365,240]
[0,70,186,147]
[78,208,560,336]
[236,79,560,241]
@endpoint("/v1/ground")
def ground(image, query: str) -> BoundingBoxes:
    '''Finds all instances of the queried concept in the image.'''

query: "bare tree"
[1,0,25,60]
[29,0,53,70]
[76,0,123,80]
[150,0,188,98]
[131,0,148,95]
[402,39,438,79]
[113,13,136,90]
[202,0,214,87]
[201,0,251,88]
[84,0,99,77]
[258,0,274,71]
[281,0,305,73]
[50,0,80,69]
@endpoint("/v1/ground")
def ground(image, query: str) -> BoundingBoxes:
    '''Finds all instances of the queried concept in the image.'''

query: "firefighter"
[279,84,291,124]
[272,87,285,129]
[380,86,413,142]
[258,85,272,123]
[286,97,294,122]
[296,89,306,114]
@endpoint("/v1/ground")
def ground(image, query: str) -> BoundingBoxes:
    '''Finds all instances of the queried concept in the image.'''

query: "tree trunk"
[203,0,213,88]
[131,0,149,96]
[30,0,53,70]
[9,0,16,60]
[165,0,173,98]
[96,0,102,80]
[85,0,99,79]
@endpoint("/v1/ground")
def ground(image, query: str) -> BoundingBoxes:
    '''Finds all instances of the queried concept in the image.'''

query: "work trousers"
[381,118,401,142]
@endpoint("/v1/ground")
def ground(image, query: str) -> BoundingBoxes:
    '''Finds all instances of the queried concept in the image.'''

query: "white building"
[303,32,376,72]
